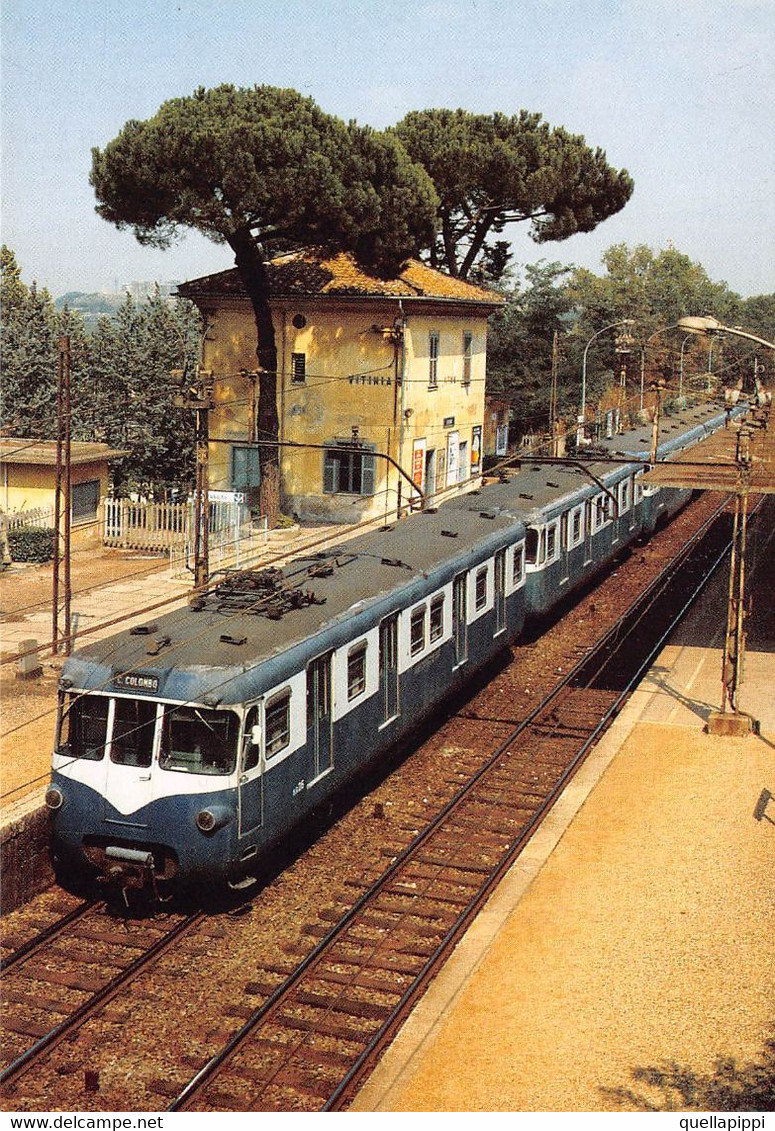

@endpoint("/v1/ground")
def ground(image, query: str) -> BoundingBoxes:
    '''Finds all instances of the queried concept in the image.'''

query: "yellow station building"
[178,248,503,524]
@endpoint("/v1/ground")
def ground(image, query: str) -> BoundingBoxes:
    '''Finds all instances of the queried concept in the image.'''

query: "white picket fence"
[6,506,56,531]
[104,496,257,550]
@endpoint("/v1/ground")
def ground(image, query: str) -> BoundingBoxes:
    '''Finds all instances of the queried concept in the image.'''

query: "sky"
[2,0,773,300]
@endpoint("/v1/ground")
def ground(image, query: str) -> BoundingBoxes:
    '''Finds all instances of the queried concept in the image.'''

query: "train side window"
[265,691,291,758]
[429,594,444,642]
[111,698,156,767]
[512,543,524,584]
[475,566,488,610]
[58,692,109,761]
[572,508,582,544]
[410,605,426,655]
[525,527,539,565]
[546,524,557,559]
[243,706,260,771]
[347,642,367,700]
[619,479,630,513]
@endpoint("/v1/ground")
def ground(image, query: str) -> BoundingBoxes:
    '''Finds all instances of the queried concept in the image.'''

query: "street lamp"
[677,316,775,352]
[579,319,634,443]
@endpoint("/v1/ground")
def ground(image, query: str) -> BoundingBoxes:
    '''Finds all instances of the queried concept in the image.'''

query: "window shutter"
[323,450,336,494]
[361,452,375,495]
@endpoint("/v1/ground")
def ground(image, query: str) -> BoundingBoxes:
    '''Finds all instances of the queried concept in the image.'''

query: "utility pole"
[550,331,560,456]
[720,426,752,720]
[52,335,72,655]
[174,369,214,594]
[649,378,666,464]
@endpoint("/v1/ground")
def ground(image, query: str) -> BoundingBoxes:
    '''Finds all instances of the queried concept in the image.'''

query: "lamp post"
[678,333,693,403]
[677,316,775,353]
[579,319,634,444]
[677,317,774,734]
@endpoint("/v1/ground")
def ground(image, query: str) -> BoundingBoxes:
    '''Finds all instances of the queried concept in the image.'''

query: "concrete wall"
[0,804,54,914]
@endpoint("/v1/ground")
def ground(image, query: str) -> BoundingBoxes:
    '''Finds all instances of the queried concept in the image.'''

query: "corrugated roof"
[177,248,504,307]
[0,439,129,466]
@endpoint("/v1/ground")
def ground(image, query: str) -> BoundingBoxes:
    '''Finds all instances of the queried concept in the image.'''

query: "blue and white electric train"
[46,401,737,894]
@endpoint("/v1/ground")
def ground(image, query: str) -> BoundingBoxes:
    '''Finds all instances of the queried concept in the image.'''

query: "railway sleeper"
[314,966,411,996]
[294,988,392,1021]
[276,1011,375,1044]
[13,966,105,992]
[1,986,69,1014]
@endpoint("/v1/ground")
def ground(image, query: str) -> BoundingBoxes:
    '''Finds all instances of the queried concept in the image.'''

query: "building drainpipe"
[397,300,407,516]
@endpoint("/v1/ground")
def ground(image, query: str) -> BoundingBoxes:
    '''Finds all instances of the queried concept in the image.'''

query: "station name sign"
[112,672,160,694]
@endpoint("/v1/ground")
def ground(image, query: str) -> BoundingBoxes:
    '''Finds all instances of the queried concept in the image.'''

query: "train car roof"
[61,398,734,704]
[62,493,527,703]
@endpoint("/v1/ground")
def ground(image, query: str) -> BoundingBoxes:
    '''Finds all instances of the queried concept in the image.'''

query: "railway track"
[163,501,747,1112]
[0,496,760,1112]
[0,903,205,1092]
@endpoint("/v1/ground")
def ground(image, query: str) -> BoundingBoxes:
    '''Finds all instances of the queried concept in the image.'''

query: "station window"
[429,594,445,642]
[265,691,291,758]
[462,332,473,386]
[291,352,306,385]
[410,606,426,655]
[231,445,261,492]
[347,642,367,700]
[475,566,488,611]
[429,332,439,389]
[323,443,376,495]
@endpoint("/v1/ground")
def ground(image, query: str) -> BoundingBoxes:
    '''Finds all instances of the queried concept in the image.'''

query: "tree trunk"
[228,228,281,527]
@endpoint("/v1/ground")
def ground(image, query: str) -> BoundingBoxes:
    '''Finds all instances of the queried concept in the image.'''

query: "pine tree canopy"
[90,84,438,272]
[394,108,634,281]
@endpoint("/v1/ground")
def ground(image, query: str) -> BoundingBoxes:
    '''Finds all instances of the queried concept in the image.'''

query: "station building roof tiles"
[178,248,504,307]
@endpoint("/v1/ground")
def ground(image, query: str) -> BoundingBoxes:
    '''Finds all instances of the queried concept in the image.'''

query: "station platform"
[353,525,775,1113]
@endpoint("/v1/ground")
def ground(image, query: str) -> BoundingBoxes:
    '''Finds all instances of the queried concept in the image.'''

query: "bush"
[8,526,56,563]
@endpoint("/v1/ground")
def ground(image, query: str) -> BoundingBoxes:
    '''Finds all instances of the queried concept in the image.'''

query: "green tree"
[81,292,200,496]
[567,244,767,397]
[487,261,576,433]
[90,84,438,521]
[394,109,633,282]
[1,246,59,436]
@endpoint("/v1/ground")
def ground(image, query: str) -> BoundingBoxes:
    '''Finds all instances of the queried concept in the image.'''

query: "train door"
[559,511,570,584]
[494,551,506,635]
[453,572,468,666]
[101,697,158,823]
[307,654,333,781]
[584,498,593,564]
[238,704,263,837]
[379,614,399,725]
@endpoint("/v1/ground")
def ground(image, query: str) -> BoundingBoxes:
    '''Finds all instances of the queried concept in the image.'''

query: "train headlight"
[194,805,233,835]
[196,809,216,833]
[45,786,64,810]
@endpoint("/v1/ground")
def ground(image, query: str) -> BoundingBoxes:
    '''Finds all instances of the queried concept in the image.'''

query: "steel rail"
[0,910,205,1092]
[0,900,97,974]
[325,500,761,1109]
[168,494,750,1112]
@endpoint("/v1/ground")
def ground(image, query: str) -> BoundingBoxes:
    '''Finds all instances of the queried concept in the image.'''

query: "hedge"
[8,526,56,563]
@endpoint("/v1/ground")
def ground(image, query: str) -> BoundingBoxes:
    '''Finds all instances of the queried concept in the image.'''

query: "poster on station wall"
[412,438,426,491]
[446,430,459,487]
[496,423,508,456]
[471,424,482,469]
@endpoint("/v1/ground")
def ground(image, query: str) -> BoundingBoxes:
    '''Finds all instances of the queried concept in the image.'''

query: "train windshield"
[57,693,110,761]
[111,698,156,767]
[159,706,239,775]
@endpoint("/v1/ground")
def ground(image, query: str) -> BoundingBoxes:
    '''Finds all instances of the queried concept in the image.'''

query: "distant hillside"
[55,285,180,331]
